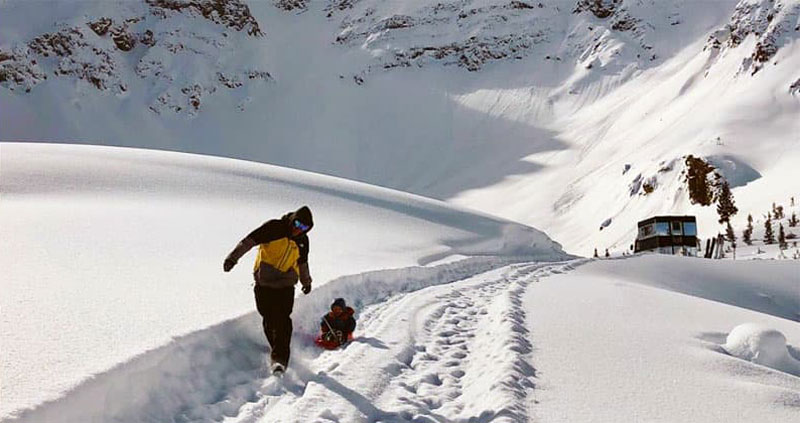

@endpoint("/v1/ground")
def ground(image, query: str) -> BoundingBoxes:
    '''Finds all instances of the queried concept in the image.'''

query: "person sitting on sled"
[319,298,356,347]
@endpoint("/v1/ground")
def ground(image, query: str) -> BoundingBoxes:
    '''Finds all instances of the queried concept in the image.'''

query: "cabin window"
[671,221,682,235]
[655,222,670,236]
[683,222,697,236]
[639,224,655,238]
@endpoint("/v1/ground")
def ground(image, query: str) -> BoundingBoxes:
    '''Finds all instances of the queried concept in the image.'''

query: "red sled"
[314,333,354,350]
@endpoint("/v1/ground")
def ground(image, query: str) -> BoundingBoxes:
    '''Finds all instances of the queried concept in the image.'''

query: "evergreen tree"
[605,248,610,258]
[743,214,753,245]
[779,224,788,250]
[685,155,715,206]
[593,248,599,258]
[725,221,737,246]
[790,212,798,227]
[716,181,737,223]
[776,205,784,220]
[764,217,775,244]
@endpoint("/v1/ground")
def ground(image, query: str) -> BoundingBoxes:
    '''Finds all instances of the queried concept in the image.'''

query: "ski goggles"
[293,219,310,232]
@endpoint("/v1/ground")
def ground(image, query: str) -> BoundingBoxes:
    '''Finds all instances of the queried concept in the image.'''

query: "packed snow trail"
[227,261,577,423]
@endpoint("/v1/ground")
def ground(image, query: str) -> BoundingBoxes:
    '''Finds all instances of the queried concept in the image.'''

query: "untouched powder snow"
[0,142,565,420]
[526,256,800,423]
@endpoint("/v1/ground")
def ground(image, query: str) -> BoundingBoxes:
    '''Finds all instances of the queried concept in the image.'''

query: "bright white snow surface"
[0,142,565,421]
[3,144,800,423]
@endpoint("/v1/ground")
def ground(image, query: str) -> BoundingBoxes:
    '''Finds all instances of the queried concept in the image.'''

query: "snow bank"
[724,323,800,376]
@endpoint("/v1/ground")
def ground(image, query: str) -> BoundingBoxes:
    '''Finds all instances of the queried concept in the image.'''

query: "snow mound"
[724,323,800,376]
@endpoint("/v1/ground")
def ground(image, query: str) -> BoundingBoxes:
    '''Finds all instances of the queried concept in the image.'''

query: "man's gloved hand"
[301,283,312,295]
[335,330,344,344]
[223,258,236,272]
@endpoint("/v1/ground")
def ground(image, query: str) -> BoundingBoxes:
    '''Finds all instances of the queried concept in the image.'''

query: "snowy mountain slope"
[1,0,799,256]
[0,142,565,420]
[2,143,799,422]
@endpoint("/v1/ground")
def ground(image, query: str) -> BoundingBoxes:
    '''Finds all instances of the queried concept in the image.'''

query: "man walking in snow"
[223,206,314,374]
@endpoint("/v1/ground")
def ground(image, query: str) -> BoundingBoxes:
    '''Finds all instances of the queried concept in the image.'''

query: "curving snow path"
[190,261,576,423]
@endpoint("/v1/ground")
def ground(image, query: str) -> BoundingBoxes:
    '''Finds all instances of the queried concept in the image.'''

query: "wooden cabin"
[634,216,698,256]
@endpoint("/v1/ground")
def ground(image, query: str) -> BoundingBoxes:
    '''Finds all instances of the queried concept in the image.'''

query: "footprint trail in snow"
[222,261,575,423]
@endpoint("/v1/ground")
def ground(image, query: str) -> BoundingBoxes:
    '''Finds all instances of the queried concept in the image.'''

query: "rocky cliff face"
[706,0,800,76]
[0,0,268,115]
[3,0,750,100]
[329,0,691,80]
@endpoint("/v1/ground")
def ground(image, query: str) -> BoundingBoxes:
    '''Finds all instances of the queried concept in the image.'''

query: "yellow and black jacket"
[226,208,312,289]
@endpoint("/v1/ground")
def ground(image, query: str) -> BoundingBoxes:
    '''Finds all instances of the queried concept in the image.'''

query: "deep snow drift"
[0,142,565,420]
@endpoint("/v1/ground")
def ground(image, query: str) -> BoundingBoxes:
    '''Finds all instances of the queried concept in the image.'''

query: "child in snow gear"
[224,206,314,371]
[316,298,356,349]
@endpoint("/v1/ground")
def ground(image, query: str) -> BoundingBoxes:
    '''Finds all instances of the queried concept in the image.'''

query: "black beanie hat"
[294,206,313,230]
[331,298,346,310]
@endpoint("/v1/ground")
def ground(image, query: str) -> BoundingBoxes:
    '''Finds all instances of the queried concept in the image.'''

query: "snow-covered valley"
[2,1,800,421]
[1,143,798,422]
[2,0,799,255]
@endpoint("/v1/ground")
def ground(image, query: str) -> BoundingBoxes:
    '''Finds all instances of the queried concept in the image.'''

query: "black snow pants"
[254,285,295,366]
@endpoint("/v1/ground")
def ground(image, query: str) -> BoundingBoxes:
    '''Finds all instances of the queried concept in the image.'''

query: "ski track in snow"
[220,261,576,423]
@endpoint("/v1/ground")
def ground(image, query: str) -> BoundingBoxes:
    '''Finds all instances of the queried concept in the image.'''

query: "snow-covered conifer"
[764,218,775,244]
[716,181,737,223]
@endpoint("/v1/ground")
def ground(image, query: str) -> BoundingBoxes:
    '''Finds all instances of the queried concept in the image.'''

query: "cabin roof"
[637,215,697,227]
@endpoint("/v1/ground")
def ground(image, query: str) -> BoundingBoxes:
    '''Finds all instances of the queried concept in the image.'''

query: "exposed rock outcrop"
[706,0,800,75]
[1,0,269,116]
